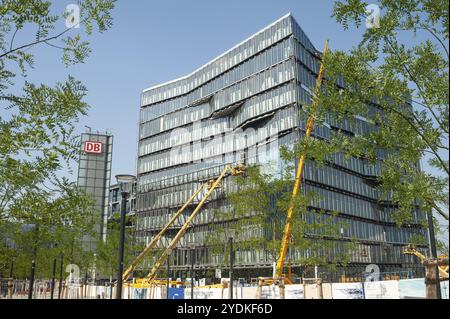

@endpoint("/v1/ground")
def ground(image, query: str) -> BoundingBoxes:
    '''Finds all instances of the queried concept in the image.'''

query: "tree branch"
[9,27,19,52]
[0,18,87,59]
[384,36,449,136]
[429,200,449,221]
[419,24,450,60]
[359,52,449,175]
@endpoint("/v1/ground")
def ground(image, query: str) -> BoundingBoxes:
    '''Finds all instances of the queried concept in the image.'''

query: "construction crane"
[403,244,449,280]
[275,39,329,283]
[121,182,209,281]
[142,164,246,285]
[122,164,245,282]
[256,41,329,299]
[130,278,185,288]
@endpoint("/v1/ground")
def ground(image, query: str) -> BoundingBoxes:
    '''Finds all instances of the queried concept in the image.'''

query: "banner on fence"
[398,279,425,299]
[3,277,449,299]
[364,280,400,299]
[132,288,148,299]
[441,281,449,299]
[331,283,364,299]
[169,288,185,299]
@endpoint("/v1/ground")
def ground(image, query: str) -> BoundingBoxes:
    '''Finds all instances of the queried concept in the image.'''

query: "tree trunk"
[424,260,438,299]
[424,258,448,299]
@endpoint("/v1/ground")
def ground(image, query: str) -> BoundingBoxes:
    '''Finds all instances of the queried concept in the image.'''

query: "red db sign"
[84,141,102,154]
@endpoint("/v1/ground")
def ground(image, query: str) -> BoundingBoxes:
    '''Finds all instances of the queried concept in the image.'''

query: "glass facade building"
[108,182,137,219]
[135,14,427,279]
[77,132,113,249]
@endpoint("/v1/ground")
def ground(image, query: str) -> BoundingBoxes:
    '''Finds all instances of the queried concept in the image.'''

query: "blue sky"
[8,1,447,239]
[23,0,368,180]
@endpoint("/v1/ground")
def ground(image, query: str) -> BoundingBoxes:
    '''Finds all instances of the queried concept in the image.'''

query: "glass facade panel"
[135,14,426,275]
[77,133,113,250]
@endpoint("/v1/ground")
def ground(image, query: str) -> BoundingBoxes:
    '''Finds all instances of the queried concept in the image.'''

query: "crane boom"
[404,245,449,279]
[122,182,208,281]
[145,164,245,284]
[275,39,329,280]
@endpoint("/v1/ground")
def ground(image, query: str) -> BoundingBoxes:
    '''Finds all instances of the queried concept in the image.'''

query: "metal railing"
[0,278,116,300]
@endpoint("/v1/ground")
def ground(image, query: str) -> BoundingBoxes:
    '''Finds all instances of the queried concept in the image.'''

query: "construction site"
[1,12,448,301]
[118,14,448,299]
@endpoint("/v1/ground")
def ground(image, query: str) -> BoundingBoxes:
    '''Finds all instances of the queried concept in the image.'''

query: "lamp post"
[50,257,57,299]
[28,260,35,300]
[190,247,195,300]
[229,237,234,300]
[115,174,136,300]
[166,254,170,299]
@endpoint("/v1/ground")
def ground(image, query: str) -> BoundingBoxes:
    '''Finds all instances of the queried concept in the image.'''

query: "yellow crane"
[275,39,329,283]
[403,244,449,280]
[256,40,329,299]
[122,164,245,283]
[131,278,185,288]
[144,164,246,285]
[122,182,209,281]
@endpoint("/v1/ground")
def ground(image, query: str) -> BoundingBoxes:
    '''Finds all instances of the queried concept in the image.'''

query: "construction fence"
[1,278,448,299]
[0,278,115,300]
[121,279,449,299]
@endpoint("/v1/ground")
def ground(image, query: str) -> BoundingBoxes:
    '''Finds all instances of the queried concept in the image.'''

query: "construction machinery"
[129,278,185,288]
[121,164,246,285]
[257,40,329,297]
[403,244,449,280]
[275,39,329,282]
[144,164,245,285]
[125,42,330,295]
[121,182,209,281]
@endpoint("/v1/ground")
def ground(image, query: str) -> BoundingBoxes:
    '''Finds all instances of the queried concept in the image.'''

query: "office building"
[135,14,427,280]
[108,182,137,219]
[77,130,113,248]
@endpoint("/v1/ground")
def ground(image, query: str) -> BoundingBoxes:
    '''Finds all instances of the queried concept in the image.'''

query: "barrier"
[364,280,400,299]
[1,278,449,299]
[328,283,363,299]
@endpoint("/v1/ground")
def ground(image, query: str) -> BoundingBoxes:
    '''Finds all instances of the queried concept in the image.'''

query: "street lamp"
[426,210,441,299]
[115,174,136,299]
[229,237,234,300]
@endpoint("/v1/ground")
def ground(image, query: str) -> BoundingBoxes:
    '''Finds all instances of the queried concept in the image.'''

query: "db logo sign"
[84,141,102,154]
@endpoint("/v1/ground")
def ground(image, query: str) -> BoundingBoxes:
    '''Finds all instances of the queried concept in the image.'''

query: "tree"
[310,0,448,229]
[207,158,356,278]
[0,0,116,278]
[95,213,140,280]
[1,185,98,278]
